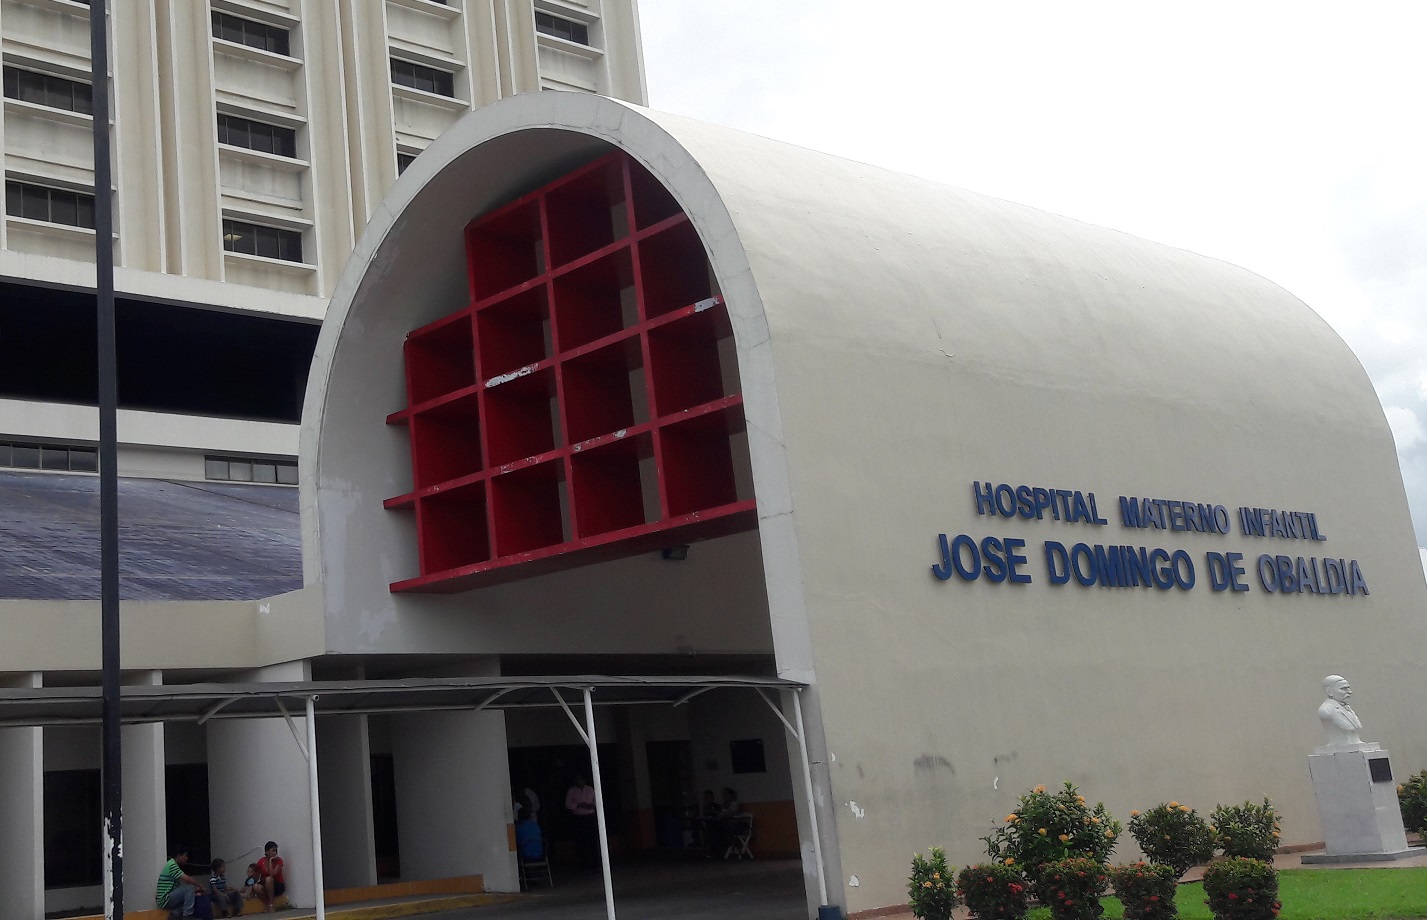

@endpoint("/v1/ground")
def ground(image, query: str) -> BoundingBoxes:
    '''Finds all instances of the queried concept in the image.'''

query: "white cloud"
[1385,407,1427,454]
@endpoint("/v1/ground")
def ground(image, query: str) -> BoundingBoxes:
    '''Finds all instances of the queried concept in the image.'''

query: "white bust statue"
[1316,675,1377,752]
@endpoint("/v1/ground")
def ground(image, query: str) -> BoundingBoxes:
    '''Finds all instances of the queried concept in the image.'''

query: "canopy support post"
[306,695,326,920]
[759,689,833,908]
[584,687,617,920]
[274,697,309,759]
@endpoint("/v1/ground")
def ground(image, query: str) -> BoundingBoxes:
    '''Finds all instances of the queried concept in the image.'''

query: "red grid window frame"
[385,151,755,592]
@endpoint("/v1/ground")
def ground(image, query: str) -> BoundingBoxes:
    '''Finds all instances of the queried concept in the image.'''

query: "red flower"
[1228,893,1237,900]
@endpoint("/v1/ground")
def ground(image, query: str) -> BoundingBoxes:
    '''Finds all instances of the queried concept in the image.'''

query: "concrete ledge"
[1301,846,1424,865]
[69,896,288,920]
[67,875,488,920]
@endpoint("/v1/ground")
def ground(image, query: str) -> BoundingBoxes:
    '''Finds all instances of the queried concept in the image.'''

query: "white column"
[0,672,44,920]
[390,709,516,891]
[206,662,315,907]
[122,671,168,910]
[316,714,377,888]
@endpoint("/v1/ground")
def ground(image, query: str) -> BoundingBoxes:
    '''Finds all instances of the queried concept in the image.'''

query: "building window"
[397,152,417,175]
[205,455,298,485]
[222,219,303,262]
[5,181,96,229]
[212,11,291,56]
[0,440,97,472]
[2,67,92,115]
[390,58,454,97]
[217,114,297,158]
[535,11,590,45]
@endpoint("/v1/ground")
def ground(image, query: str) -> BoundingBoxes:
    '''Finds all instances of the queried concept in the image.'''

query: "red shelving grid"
[416,480,490,573]
[475,285,550,379]
[387,151,756,592]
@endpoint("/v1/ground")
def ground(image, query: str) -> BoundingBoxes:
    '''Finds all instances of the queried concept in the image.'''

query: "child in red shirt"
[254,841,286,913]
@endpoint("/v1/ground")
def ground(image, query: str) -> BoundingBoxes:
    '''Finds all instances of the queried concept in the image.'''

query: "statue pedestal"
[1302,748,1416,864]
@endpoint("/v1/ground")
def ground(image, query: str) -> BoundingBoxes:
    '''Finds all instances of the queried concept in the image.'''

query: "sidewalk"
[178,859,805,920]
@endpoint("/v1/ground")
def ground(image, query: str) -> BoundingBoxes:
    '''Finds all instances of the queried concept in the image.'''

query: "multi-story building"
[0,5,644,913]
[0,0,644,485]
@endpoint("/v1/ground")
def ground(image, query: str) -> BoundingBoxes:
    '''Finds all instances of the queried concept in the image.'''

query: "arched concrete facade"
[303,92,1427,915]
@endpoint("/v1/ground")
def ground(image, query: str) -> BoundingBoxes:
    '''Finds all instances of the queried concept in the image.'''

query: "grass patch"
[1022,868,1427,920]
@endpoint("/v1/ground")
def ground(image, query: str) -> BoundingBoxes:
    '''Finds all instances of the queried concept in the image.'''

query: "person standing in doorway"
[564,774,599,870]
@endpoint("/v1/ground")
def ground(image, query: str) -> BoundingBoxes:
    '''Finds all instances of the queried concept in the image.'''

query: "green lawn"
[1022,868,1427,920]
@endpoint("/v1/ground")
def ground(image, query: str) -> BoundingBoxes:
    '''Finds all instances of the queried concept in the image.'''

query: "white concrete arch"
[301,91,1427,916]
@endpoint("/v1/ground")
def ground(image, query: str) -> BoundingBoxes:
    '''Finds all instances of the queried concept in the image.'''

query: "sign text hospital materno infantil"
[931,481,1368,597]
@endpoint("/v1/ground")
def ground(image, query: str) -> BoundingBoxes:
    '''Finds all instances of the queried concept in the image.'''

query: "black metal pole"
[89,2,122,917]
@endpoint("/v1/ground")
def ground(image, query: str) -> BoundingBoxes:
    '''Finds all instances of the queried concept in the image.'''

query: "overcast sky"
[637,0,1427,565]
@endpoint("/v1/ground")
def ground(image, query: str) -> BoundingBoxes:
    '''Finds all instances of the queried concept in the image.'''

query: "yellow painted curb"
[280,893,523,920]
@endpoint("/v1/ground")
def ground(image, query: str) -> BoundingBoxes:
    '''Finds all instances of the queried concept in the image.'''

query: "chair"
[519,836,554,890]
[724,813,754,860]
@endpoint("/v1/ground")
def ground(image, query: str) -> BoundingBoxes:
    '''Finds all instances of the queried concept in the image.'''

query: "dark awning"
[0,674,805,728]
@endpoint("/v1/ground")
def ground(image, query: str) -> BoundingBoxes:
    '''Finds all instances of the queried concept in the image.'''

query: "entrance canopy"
[0,674,816,920]
[0,674,803,728]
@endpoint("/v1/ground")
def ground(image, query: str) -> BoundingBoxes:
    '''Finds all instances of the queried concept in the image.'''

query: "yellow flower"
[923,881,933,888]
[1039,828,1048,836]
[1272,831,1280,838]
[1130,810,1140,817]
[1006,815,1017,823]
[1034,785,1046,794]
[1181,805,1191,813]
[1105,830,1115,838]
[1004,858,1015,866]
[1168,802,1179,809]
[1091,817,1100,824]
[1076,796,1085,804]
[1058,834,1070,842]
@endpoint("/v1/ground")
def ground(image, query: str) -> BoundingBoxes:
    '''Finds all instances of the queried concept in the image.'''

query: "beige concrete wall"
[664,112,1427,911]
[0,584,323,673]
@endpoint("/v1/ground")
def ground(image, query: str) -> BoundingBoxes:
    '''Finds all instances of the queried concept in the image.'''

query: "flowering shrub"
[1201,857,1279,920]
[956,863,1028,920]
[1127,802,1217,878]
[1038,857,1109,920]
[983,782,1122,885]
[1210,799,1280,862]
[1398,770,1427,837]
[908,847,959,920]
[1109,862,1178,920]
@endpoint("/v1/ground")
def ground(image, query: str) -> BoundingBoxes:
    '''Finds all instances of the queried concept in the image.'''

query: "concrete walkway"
[216,858,807,920]
[179,845,1427,920]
